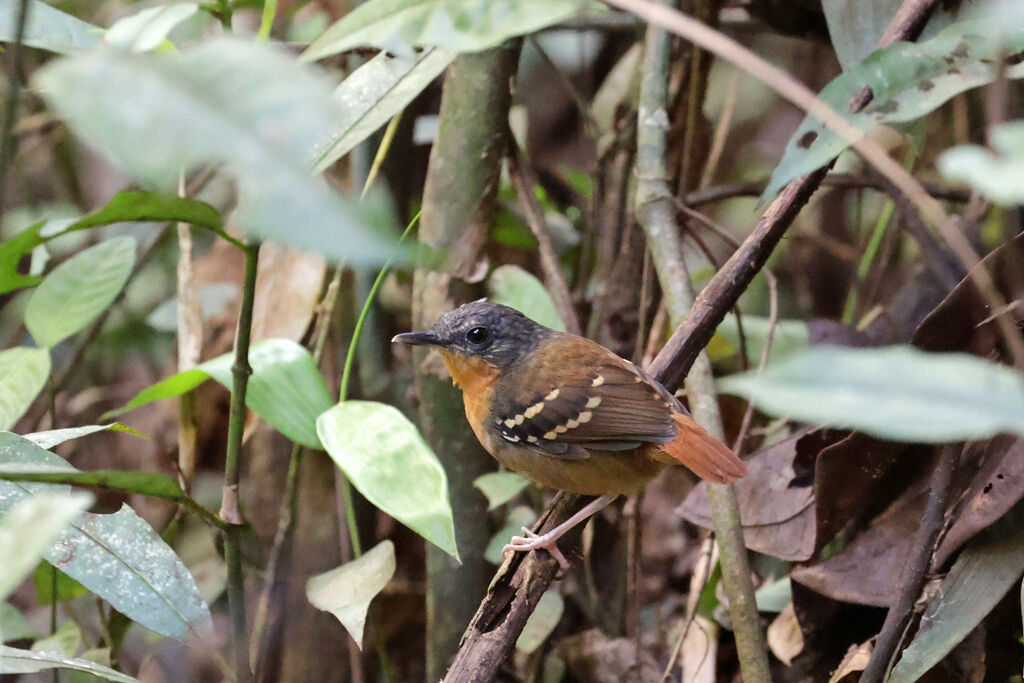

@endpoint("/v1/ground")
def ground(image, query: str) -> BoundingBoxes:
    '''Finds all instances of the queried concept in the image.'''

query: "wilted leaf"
[763,18,1024,202]
[829,640,872,682]
[718,345,1024,442]
[0,432,212,639]
[34,38,399,265]
[24,237,136,349]
[767,603,804,666]
[317,401,458,558]
[517,589,564,654]
[0,645,138,682]
[888,507,1024,683]
[306,540,395,648]
[312,48,456,171]
[104,3,198,52]
[0,0,101,54]
[0,492,92,602]
[473,471,530,510]
[488,264,566,332]
[303,0,599,60]
[108,339,333,449]
[0,347,50,431]
[939,120,1024,206]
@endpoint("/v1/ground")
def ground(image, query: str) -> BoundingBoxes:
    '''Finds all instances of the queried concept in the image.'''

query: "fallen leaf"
[767,603,804,666]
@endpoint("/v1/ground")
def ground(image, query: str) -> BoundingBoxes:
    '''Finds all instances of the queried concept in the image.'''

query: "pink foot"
[502,526,571,571]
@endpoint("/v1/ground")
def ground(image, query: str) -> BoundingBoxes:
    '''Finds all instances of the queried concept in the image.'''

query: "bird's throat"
[438,349,500,393]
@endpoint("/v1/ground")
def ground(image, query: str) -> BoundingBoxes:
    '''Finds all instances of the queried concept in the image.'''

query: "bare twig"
[507,142,583,335]
[860,443,961,683]
[681,175,972,207]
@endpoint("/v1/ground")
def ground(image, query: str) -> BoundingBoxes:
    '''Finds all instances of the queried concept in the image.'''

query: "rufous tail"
[654,413,748,483]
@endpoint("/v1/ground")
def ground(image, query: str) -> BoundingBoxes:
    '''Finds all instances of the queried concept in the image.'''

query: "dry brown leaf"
[251,243,327,343]
[767,603,804,666]
[828,639,873,682]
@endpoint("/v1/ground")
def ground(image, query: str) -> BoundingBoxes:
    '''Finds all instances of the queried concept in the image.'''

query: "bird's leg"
[503,494,618,572]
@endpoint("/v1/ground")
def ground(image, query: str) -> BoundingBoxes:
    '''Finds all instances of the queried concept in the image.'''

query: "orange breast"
[438,349,501,451]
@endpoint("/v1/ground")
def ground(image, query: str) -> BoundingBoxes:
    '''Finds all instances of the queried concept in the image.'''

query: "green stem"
[222,240,260,682]
[255,0,276,42]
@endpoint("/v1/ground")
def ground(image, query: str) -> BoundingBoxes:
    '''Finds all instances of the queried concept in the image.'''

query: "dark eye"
[466,326,490,346]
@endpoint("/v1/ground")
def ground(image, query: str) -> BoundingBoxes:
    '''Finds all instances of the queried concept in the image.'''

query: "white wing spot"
[543,431,557,440]
[504,418,516,428]
[554,425,568,434]
[524,402,545,418]
[545,388,560,401]
[577,411,593,424]
[566,419,580,429]
[591,375,605,387]
[585,396,602,409]
[515,414,525,425]
[527,435,539,443]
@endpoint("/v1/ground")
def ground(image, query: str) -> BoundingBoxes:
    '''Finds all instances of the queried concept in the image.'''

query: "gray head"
[392,301,553,369]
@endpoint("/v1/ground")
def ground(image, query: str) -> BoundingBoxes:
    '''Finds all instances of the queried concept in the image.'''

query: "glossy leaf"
[35,38,399,265]
[0,0,101,54]
[306,540,396,648]
[104,2,198,52]
[0,347,50,431]
[303,0,598,59]
[0,492,92,602]
[888,515,1024,682]
[24,423,146,450]
[0,432,212,639]
[718,345,1024,442]
[939,120,1024,206]
[473,471,530,510]
[108,339,333,448]
[0,192,226,294]
[317,401,459,559]
[763,18,1024,202]
[0,645,138,682]
[313,47,456,171]
[24,236,136,349]
[488,264,566,332]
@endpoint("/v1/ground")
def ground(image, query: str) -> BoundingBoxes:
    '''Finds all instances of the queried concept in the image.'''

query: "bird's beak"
[391,330,443,347]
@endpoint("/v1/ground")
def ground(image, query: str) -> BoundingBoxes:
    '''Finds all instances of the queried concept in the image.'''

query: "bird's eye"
[465,326,490,346]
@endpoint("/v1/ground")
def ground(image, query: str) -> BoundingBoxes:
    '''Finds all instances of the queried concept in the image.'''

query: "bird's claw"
[502,527,572,572]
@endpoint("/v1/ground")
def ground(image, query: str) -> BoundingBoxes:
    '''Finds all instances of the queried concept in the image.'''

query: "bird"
[393,300,747,570]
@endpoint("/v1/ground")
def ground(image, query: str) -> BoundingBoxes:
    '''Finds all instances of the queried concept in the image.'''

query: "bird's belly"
[489,443,664,495]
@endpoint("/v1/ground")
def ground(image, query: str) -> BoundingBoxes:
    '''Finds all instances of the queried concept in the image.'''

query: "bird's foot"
[503,527,571,572]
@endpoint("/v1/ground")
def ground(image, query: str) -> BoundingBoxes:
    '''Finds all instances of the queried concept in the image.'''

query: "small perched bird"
[394,301,746,569]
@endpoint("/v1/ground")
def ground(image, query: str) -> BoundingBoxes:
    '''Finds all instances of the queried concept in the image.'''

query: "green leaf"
[317,401,459,559]
[0,0,101,55]
[34,38,399,265]
[716,314,810,364]
[488,264,566,332]
[0,492,92,602]
[104,3,199,53]
[0,645,138,682]
[0,192,227,294]
[0,466,195,507]
[473,471,529,510]
[939,120,1024,206]
[1,602,38,642]
[313,47,456,171]
[303,0,599,59]
[32,620,81,658]
[887,512,1024,683]
[306,540,396,648]
[24,423,147,450]
[0,347,50,431]
[33,565,87,606]
[24,237,136,348]
[516,589,563,654]
[108,339,333,449]
[0,432,212,639]
[763,18,1024,202]
[485,505,536,564]
[754,576,792,613]
[718,345,1024,442]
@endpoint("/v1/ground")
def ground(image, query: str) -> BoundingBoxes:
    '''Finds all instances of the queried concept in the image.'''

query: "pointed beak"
[391,330,443,347]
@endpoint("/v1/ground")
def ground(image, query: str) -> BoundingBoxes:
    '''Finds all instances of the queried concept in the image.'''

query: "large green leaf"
[0,0,101,54]
[887,511,1024,683]
[939,120,1024,206]
[306,540,396,648]
[312,47,456,171]
[303,0,598,59]
[24,237,136,348]
[763,17,1024,202]
[0,347,50,431]
[488,264,566,332]
[0,492,92,602]
[317,401,458,558]
[0,432,212,639]
[108,339,333,449]
[718,345,1024,442]
[34,38,399,265]
[0,645,138,682]
[0,192,226,294]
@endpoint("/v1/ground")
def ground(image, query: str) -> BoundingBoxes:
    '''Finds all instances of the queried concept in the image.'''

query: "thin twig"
[860,443,961,683]
[681,175,972,207]
[661,536,717,681]
[699,65,739,190]
[222,241,260,683]
[507,141,583,335]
